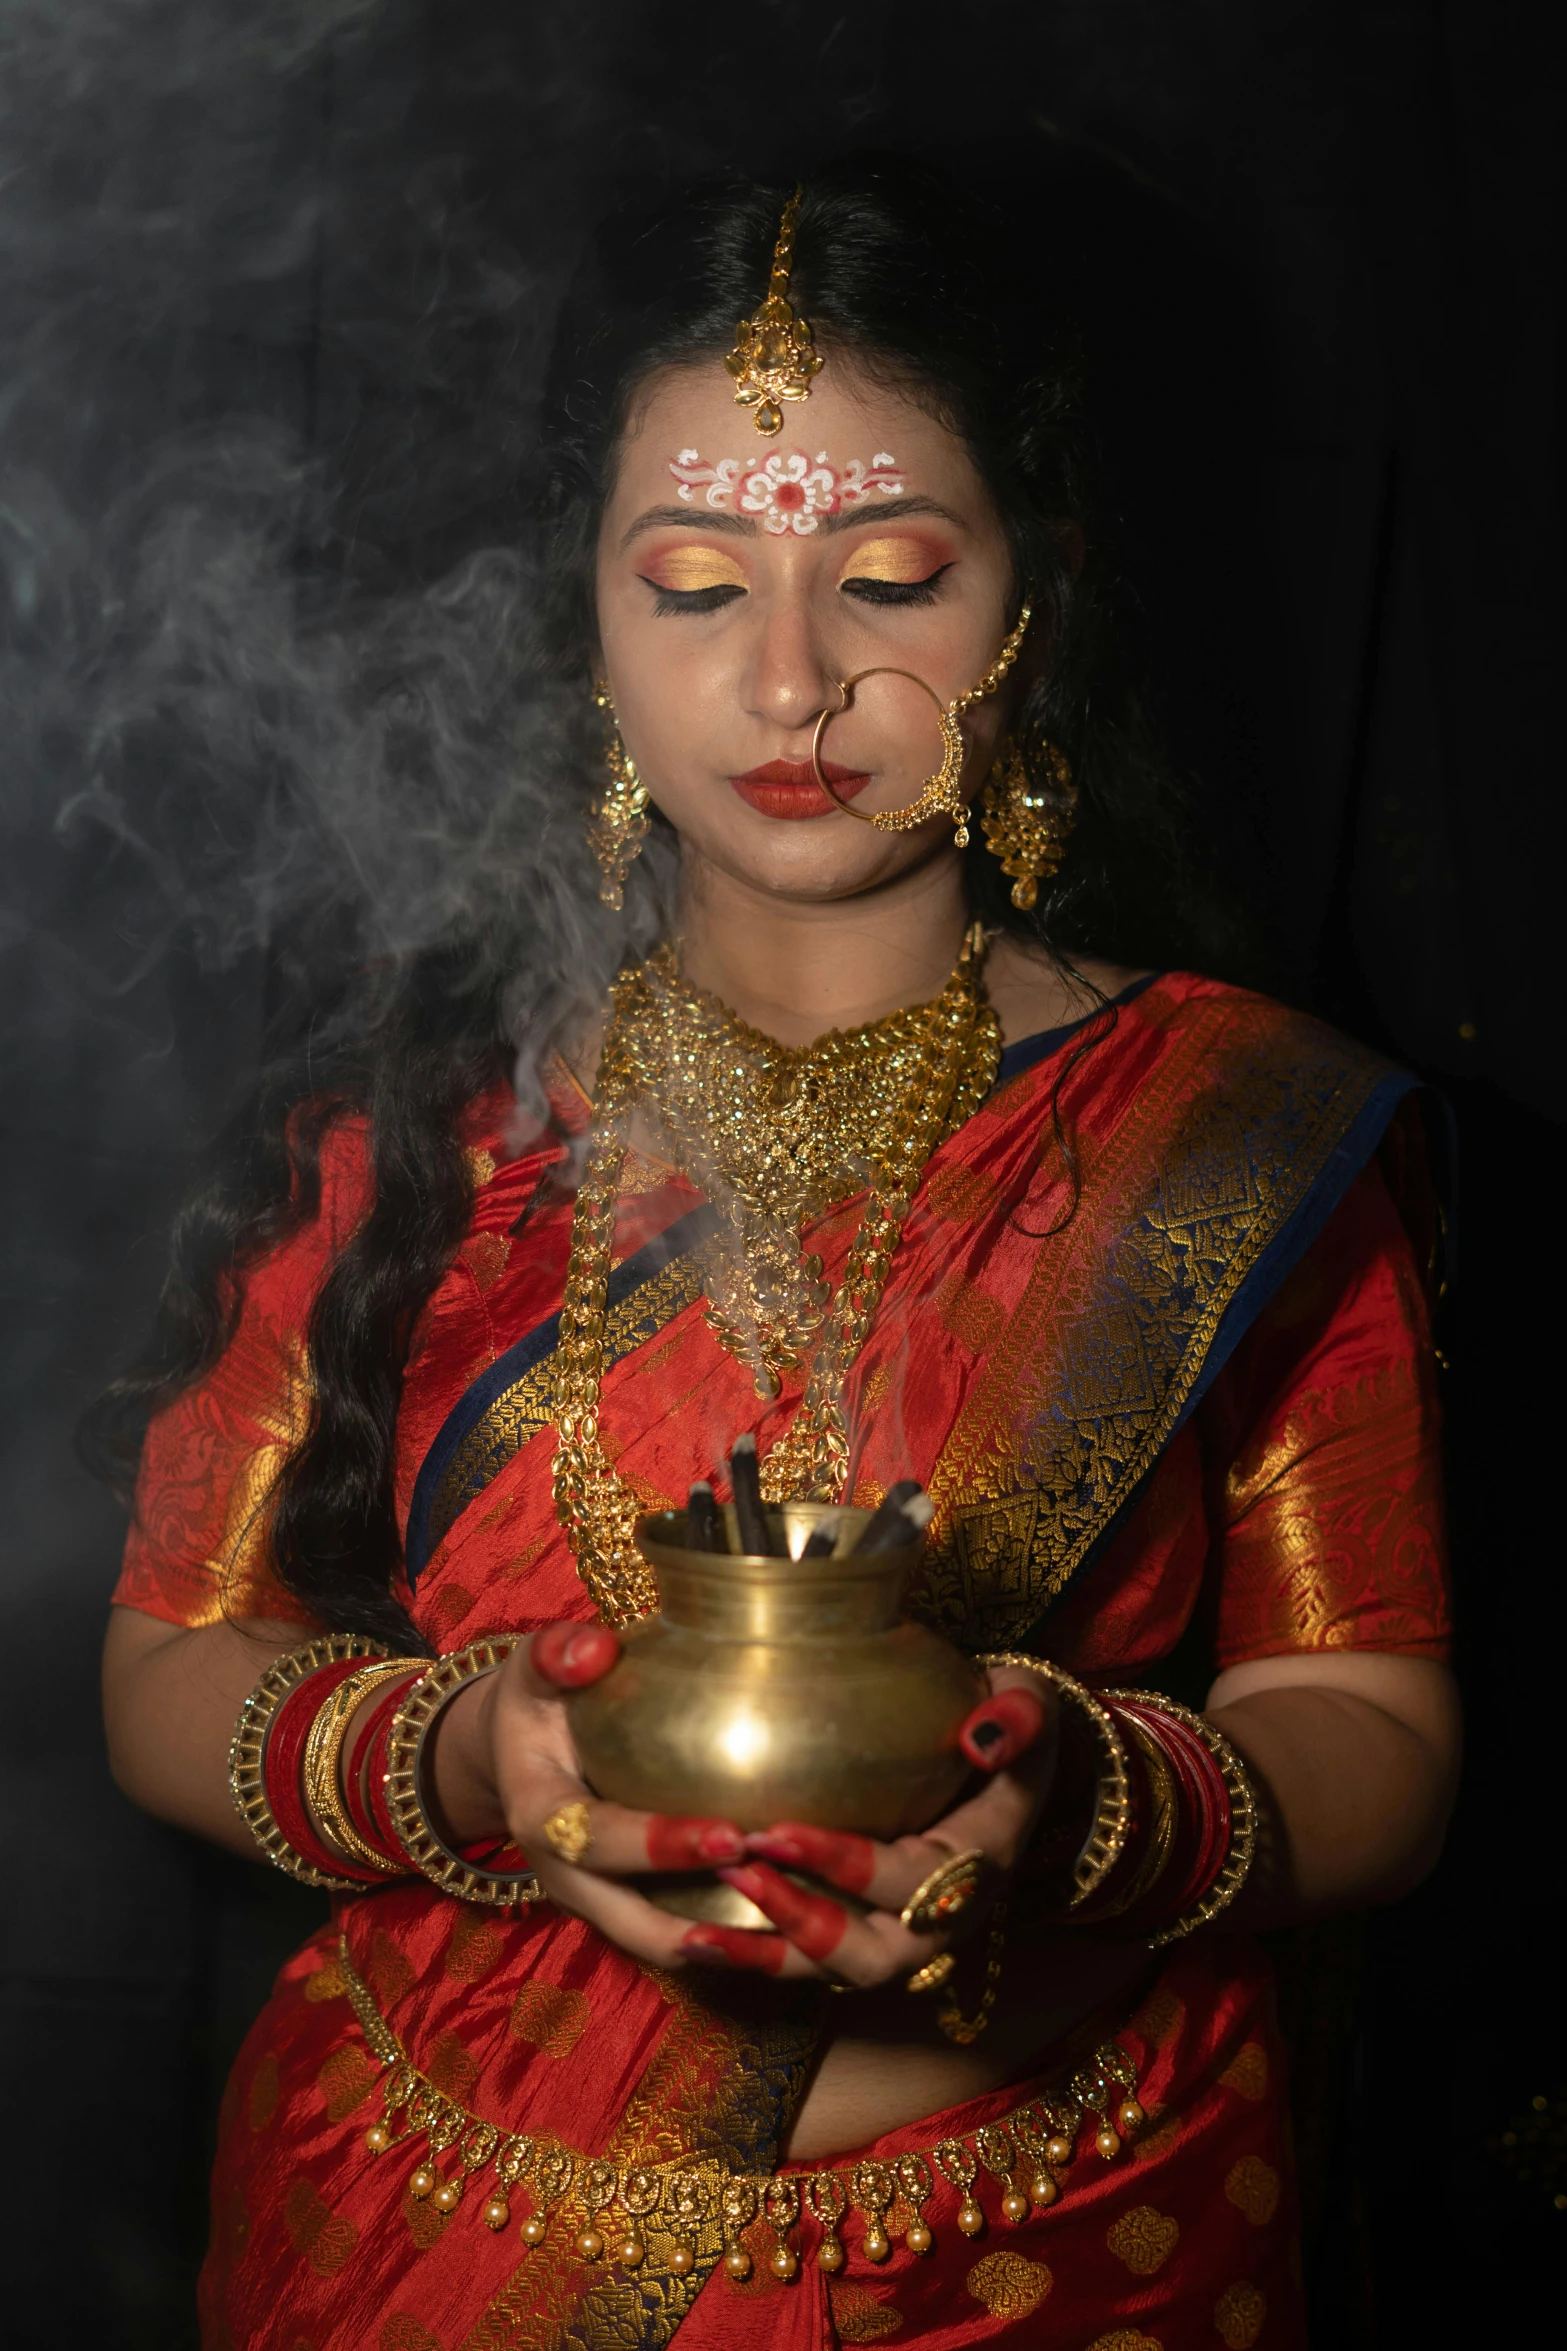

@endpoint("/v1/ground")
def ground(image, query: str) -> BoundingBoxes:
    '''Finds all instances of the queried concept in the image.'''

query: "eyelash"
[638,562,953,617]
[641,581,746,617]
[839,565,952,607]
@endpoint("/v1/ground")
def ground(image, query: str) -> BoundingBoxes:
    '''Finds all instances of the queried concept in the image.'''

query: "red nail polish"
[749,1833,805,1865]
[717,1864,765,1900]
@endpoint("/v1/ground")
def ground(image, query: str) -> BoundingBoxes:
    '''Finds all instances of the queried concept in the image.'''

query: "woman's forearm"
[1206,1654,1462,1930]
[103,1604,316,1857]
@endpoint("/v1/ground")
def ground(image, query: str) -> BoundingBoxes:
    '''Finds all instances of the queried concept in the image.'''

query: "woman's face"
[594,355,1020,904]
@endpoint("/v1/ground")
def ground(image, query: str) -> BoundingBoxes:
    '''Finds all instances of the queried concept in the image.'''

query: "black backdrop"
[2,4,1562,2342]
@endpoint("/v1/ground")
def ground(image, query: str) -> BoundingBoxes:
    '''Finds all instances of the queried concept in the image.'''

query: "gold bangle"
[1083,1711,1179,1923]
[302,1660,426,1876]
[1102,1690,1257,1945]
[384,1638,542,1908]
[973,1653,1132,1905]
[229,1635,389,1889]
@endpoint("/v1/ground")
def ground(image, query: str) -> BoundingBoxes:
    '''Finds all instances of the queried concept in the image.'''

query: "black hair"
[85,156,1253,1642]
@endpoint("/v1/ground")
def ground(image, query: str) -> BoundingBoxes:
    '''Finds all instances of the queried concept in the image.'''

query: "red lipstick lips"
[730,757,872,821]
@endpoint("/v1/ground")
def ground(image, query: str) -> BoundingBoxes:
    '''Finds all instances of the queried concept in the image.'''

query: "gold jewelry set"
[550,924,1000,1624]
[340,1927,1146,2275]
[590,190,1075,910]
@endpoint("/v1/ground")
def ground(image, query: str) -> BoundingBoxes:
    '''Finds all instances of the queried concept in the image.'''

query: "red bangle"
[1065,1705,1168,1925]
[1100,1694,1256,1942]
[342,1669,425,1862]
[265,1661,387,1884]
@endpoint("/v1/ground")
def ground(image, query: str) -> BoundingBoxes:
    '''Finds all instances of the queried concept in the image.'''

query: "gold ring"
[905,1950,957,1997]
[540,1800,594,1866]
[900,1847,987,1935]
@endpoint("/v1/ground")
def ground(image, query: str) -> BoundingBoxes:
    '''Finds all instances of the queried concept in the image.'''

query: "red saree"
[116,971,1451,2350]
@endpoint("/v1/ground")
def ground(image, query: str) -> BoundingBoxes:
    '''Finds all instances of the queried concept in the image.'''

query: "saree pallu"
[116,972,1452,2349]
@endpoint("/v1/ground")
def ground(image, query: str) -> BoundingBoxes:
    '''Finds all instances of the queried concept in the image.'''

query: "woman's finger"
[958,1684,1047,1771]
[521,1620,622,1694]
[536,1856,716,1968]
[718,1860,941,1987]
[679,1922,820,1979]
[519,1791,747,1879]
[745,1766,1043,1917]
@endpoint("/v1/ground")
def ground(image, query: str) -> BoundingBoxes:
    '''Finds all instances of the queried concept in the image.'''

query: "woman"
[100,163,1457,2349]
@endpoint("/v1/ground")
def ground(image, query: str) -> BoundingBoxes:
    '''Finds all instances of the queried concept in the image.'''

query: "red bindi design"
[668,447,903,536]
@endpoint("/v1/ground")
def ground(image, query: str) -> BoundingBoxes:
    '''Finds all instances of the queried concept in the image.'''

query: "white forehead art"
[669,448,903,536]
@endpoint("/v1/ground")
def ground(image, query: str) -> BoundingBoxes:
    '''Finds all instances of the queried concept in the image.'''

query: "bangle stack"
[230,1635,541,1909]
[974,1655,1256,1945]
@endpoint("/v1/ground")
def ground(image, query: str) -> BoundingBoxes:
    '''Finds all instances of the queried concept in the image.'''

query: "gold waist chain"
[551,926,1001,1624]
[338,1934,1145,2283]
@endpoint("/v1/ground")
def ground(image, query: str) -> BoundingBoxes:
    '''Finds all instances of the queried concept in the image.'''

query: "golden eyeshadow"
[643,545,750,591]
[837,537,945,584]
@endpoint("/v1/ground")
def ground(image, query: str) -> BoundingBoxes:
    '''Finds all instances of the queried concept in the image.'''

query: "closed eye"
[839,563,953,608]
[638,576,748,617]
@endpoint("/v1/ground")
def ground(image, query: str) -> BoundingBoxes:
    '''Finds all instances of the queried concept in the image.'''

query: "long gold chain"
[551,928,1000,1624]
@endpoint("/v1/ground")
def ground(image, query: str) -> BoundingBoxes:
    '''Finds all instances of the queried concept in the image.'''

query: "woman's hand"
[430,1620,748,1968]
[683,1663,1060,1984]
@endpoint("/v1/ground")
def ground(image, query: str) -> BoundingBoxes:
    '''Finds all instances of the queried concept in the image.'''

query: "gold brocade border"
[429,1253,707,1561]
[336,1935,1144,2345]
[918,999,1391,1646]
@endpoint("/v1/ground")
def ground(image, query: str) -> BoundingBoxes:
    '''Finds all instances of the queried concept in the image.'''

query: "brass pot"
[567,1501,984,1925]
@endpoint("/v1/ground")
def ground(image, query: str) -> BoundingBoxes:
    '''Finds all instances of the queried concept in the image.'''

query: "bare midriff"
[782,1926,1155,2160]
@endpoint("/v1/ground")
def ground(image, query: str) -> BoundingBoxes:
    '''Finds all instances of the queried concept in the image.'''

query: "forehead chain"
[723,186,823,437]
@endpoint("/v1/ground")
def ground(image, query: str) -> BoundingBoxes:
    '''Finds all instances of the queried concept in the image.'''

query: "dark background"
[2,2,1561,2341]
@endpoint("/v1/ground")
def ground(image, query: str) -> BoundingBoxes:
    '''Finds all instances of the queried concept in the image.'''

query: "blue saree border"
[1035,1064,1420,1619]
[404,1202,716,1588]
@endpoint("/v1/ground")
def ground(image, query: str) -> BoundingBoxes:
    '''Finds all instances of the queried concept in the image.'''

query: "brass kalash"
[570,1456,983,1925]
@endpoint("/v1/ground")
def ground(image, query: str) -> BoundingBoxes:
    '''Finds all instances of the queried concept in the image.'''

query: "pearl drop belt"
[337,1933,1146,2285]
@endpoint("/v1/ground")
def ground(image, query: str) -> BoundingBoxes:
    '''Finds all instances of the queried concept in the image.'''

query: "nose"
[739,592,840,739]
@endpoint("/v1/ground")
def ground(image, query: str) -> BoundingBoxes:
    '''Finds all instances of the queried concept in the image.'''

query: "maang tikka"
[588,683,651,911]
[724,185,822,436]
[978,733,1078,909]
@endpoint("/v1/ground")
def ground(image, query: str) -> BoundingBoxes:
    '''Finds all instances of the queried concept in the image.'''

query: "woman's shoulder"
[992,958,1404,1101]
[1108,968,1404,1085]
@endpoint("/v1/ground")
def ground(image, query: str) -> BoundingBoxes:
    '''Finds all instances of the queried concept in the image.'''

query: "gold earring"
[978,733,1077,909]
[588,683,651,910]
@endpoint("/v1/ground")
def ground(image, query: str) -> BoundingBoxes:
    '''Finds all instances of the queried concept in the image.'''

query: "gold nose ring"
[810,669,968,837]
[807,607,1031,849]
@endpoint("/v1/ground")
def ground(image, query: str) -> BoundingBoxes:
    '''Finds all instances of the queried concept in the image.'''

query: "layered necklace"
[552,925,1001,1624]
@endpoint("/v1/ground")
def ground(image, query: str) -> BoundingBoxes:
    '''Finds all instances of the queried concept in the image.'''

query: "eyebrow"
[618,493,967,552]
[821,495,966,536]
[620,505,753,549]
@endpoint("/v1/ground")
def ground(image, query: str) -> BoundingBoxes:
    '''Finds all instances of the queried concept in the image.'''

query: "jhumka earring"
[724,186,823,436]
[978,733,1077,909]
[588,683,651,911]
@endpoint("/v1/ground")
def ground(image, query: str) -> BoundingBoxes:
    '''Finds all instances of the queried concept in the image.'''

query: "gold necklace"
[552,926,1000,1624]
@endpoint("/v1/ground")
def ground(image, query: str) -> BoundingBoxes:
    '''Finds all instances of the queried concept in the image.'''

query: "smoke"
[0,0,681,1129]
